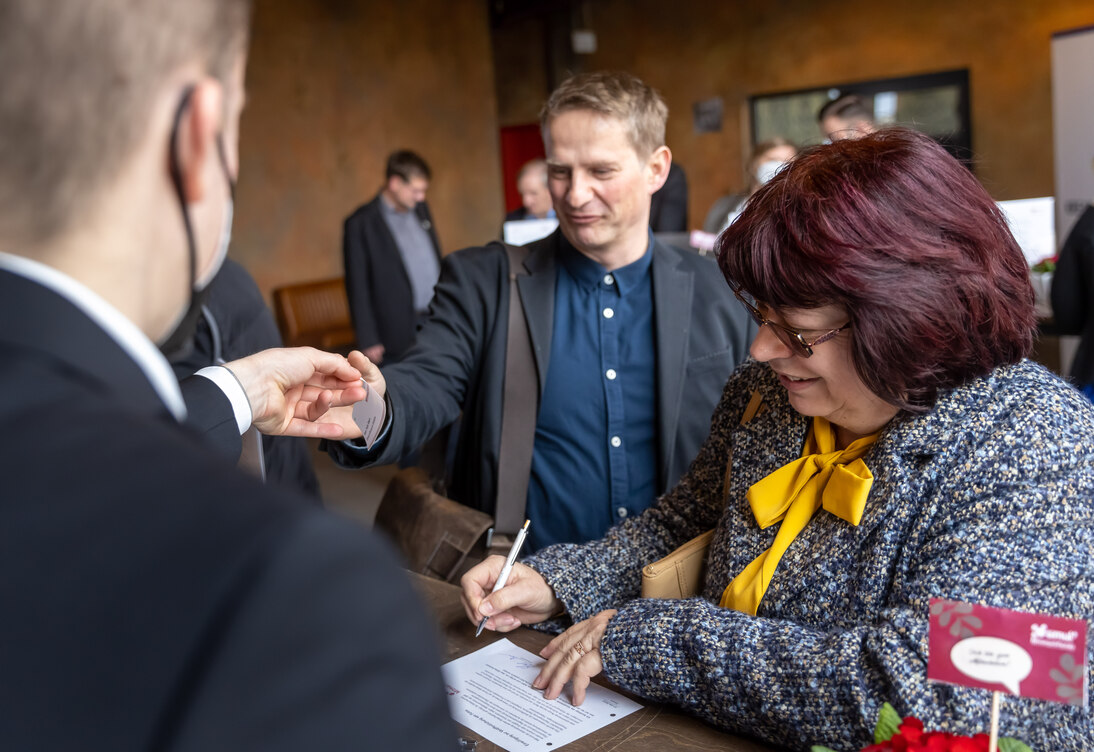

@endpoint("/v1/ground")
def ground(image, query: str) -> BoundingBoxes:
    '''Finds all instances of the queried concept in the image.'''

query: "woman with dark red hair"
[461,128,1094,750]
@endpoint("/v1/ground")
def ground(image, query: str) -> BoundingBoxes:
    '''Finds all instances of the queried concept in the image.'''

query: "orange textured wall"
[551,0,1094,229]
[232,0,503,299]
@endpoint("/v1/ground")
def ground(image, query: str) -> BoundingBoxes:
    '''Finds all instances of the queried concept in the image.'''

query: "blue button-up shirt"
[525,236,657,551]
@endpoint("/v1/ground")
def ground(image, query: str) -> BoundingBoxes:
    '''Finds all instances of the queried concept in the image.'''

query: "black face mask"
[159,86,236,360]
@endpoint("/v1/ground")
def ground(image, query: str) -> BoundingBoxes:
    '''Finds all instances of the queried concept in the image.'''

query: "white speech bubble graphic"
[950,636,1033,695]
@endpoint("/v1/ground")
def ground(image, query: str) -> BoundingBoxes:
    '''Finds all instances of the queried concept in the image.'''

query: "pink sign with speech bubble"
[927,598,1088,707]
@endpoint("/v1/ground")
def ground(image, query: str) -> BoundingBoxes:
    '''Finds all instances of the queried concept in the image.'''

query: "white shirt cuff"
[196,365,253,434]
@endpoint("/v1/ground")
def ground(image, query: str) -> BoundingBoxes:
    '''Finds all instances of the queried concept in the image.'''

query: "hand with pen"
[459,556,561,633]
[460,550,617,707]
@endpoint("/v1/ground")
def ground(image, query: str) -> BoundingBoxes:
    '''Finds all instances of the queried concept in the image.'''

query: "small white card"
[350,379,386,450]
[503,218,559,246]
[441,638,642,752]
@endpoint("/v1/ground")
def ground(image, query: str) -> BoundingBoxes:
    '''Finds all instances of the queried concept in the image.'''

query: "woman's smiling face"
[748,301,899,444]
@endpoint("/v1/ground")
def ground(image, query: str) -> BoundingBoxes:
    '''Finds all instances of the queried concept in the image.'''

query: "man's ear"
[173,78,224,204]
[646,145,672,194]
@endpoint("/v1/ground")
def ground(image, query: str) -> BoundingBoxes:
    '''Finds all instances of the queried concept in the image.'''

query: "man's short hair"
[540,71,668,158]
[517,159,547,184]
[385,150,432,182]
[0,0,252,246]
[817,94,874,125]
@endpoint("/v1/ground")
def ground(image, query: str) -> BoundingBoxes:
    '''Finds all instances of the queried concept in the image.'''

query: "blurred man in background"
[343,150,442,363]
[818,94,876,142]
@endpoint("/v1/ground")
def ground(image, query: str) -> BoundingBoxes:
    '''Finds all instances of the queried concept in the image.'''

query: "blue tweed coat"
[523,359,1094,751]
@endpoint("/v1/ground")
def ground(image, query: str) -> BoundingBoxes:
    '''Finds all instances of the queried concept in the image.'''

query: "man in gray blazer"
[343,150,443,363]
[331,72,755,551]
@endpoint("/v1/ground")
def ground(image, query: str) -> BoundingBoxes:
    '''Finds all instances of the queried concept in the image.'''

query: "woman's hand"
[533,609,618,705]
[460,557,562,632]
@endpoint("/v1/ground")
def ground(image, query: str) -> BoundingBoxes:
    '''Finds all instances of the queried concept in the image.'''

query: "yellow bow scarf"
[719,417,879,615]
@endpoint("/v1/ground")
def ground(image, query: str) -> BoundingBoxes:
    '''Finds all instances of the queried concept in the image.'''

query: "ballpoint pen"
[475,519,531,637]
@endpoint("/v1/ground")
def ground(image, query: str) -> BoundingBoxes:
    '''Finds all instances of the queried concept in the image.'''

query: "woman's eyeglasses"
[732,285,851,358]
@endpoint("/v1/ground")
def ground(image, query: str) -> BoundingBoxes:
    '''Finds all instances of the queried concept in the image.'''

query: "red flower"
[898,716,924,744]
[857,715,991,752]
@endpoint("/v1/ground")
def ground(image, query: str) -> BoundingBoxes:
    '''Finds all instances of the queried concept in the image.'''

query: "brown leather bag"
[374,467,494,583]
[640,390,766,600]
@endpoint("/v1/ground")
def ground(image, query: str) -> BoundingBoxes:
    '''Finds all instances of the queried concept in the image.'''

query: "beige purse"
[640,528,715,599]
[640,389,766,600]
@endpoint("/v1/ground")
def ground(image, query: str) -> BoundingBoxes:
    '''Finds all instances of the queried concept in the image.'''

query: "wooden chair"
[271,277,357,352]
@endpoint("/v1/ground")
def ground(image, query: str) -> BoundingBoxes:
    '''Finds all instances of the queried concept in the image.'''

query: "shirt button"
[617,507,628,518]
[604,274,615,286]
[603,307,614,319]
[605,368,617,380]
[610,436,622,448]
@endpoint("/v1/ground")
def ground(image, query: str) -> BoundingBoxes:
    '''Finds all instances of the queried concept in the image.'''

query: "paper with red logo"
[927,598,1087,706]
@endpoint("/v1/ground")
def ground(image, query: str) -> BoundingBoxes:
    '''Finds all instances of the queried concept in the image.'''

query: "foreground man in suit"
[0,1,453,749]
[330,72,756,552]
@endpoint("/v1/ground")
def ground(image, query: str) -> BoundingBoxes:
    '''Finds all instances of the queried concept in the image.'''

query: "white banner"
[1052,26,1094,243]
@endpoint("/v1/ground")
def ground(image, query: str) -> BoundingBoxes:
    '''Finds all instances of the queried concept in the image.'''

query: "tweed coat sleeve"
[522,362,765,616]
[524,361,1094,751]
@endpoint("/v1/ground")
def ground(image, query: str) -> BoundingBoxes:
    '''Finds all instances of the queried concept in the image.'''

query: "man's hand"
[347,349,386,400]
[362,344,385,364]
[460,557,562,633]
[222,347,366,438]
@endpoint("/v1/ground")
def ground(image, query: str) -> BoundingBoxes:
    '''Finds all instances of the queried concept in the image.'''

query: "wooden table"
[411,573,779,752]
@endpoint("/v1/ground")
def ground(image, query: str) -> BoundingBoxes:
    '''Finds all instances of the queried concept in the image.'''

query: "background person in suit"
[0,1,453,749]
[648,161,688,232]
[343,150,442,364]
[818,93,877,142]
[170,258,321,497]
[328,72,756,552]
[1051,202,1094,396]
[505,158,555,222]
[702,138,798,234]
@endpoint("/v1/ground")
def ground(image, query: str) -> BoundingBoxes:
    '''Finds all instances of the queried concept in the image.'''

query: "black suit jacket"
[329,230,757,517]
[649,162,688,232]
[1052,205,1094,385]
[170,258,320,497]
[0,268,453,751]
[343,195,442,361]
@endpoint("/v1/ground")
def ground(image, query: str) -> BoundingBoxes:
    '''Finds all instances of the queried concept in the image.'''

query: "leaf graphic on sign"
[1052,652,1085,706]
[1050,668,1073,684]
[934,600,982,639]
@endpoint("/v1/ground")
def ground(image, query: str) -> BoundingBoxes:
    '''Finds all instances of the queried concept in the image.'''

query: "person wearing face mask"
[0,2,454,749]
[702,138,797,234]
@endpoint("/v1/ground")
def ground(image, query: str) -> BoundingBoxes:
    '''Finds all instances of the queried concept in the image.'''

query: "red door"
[499,124,546,213]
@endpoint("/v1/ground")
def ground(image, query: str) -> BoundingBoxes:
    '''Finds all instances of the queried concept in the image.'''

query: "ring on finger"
[573,643,587,657]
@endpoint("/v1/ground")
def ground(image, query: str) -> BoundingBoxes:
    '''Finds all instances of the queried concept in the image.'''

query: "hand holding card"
[351,378,387,450]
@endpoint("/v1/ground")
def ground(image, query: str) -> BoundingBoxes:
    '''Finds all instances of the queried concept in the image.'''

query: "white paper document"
[997,196,1056,267]
[503,218,559,246]
[350,379,386,450]
[441,638,642,751]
